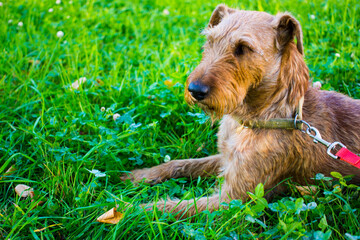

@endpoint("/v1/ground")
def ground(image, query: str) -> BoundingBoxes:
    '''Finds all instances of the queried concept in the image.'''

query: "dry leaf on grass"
[296,186,318,196]
[97,207,124,224]
[15,184,34,198]
[14,184,46,208]
[0,165,17,180]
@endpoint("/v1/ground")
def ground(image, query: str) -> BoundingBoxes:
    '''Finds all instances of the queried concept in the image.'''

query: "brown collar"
[236,97,304,130]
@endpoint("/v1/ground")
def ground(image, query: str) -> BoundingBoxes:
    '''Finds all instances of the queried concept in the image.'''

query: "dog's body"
[121,5,360,218]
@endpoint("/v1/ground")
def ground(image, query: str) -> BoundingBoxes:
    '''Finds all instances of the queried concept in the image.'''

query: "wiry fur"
[121,5,360,219]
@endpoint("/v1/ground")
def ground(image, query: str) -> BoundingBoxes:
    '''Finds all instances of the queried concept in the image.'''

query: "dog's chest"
[217,115,254,161]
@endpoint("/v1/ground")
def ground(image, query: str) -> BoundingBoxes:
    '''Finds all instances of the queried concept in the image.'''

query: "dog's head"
[185,4,309,119]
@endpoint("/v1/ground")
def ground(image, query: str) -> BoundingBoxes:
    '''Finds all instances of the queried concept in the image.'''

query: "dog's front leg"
[121,154,223,184]
[223,148,289,203]
[149,146,289,218]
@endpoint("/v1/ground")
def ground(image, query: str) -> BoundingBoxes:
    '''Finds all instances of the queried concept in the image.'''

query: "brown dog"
[121,4,360,218]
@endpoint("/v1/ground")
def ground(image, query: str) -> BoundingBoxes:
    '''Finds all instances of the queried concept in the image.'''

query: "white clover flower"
[69,0,73,4]
[8,19,13,24]
[66,15,70,19]
[164,155,171,163]
[63,40,68,44]
[56,0,61,4]
[18,21,23,27]
[163,9,169,15]
[335,53,340,58]
[57,31,64,38]
[310,15,315,20]
[0,2,3,7]
[86,168,106,178]
[312,81,322,89]
[100,107,105,112]
[71,77,87,90]
[48,8,54,12]
[113,113,120,121]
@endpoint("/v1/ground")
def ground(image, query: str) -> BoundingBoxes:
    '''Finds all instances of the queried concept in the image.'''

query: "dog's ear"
[208,4,235,28]
[273,13,304,55]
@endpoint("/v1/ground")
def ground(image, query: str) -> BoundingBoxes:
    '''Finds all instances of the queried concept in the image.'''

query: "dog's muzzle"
[188,81,210,101]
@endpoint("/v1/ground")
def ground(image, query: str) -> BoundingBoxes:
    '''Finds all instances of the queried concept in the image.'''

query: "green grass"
[1,0,360,239]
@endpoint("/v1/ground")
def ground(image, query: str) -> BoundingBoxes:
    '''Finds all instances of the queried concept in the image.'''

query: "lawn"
[0,0,360,239]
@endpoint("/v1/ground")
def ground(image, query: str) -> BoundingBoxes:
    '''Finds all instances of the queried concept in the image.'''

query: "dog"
[121,4,360,218]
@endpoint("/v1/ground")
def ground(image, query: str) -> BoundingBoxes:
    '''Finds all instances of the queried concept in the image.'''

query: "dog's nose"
[188,81,210,101]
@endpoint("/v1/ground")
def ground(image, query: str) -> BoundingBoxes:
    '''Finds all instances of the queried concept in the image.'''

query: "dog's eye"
[234,44,246,56]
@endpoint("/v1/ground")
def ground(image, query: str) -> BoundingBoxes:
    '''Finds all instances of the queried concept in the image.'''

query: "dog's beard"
[185,87,246,123]
[185,98,222,124]
[197,97,239,124]
[196,102,219,125]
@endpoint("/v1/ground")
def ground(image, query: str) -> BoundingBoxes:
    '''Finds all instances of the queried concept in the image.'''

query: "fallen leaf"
[0,165,17,180]
[296,186,318,196]
[97,207,124,224]
[15,184,46,209]
[15,184,34,198]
